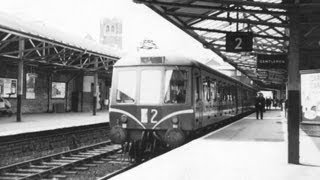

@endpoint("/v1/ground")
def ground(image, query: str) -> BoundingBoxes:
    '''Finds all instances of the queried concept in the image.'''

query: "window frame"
[163,67,189,105]
[112,66,191,106]
[115,69,138,105]
[139,68,163,105]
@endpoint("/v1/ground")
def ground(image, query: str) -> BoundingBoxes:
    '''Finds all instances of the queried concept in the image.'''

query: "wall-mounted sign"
[226,32,253,52]
[52,82,66,99]
[257,54,287,69]
[0,78,17,98]
[301,70,320,122]
[256,70,268,77]
[26,73,37,99]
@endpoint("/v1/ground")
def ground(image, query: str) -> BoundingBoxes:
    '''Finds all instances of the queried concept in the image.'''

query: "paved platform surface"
[111,110,320,180]
[0,110,109,136]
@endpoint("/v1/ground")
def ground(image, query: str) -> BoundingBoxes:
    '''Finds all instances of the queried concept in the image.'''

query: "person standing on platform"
[255,93,266,119]
[266,97,271,110]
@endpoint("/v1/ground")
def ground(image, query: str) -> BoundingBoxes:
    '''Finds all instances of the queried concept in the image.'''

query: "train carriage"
[109,50,257,154]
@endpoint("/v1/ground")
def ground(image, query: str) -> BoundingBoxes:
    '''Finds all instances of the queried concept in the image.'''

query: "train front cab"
[109,65,194,147]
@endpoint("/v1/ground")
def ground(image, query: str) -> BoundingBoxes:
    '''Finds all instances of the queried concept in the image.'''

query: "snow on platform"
[111,110,320,180]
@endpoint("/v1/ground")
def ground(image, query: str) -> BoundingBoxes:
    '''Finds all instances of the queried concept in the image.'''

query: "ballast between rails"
[0,141,121,180]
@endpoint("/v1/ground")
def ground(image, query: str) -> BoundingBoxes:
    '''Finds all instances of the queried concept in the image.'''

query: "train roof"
[114,50,198,67]
[115,50,256,90]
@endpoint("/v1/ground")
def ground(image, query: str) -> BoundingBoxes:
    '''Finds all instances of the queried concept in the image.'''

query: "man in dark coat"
[255,93,266,119]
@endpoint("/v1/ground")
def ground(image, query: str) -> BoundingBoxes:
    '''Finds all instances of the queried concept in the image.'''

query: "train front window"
[140,70,162,104]
[116,71,136,103]
[164,69,187,104]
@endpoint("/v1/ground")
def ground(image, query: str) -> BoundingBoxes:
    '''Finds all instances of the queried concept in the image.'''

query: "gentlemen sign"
[226,32,253,52]
[257,54,287,69]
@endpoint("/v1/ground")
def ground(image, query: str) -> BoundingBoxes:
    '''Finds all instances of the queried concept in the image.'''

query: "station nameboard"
[226,32,253,52]
[257,54,287,69]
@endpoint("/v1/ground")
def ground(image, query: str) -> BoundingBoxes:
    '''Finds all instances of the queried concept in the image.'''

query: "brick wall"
[0,61,79,113]
[0,60,111,114]
[1,62,47,113]
[0,123,110,167]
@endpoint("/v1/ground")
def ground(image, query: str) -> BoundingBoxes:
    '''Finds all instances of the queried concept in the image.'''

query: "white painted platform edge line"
[200,114,252,139]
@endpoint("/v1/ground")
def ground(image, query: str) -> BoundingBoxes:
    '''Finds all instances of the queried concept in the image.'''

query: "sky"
[0,0,224,63]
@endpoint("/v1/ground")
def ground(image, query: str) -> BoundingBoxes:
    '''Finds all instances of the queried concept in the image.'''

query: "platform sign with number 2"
[226,32,253,52]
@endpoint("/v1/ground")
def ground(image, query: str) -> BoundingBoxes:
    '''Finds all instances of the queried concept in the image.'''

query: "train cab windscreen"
[164,70,187,104]
[140,70,162,104]
[114,68,188,105]
[116,71,136,103]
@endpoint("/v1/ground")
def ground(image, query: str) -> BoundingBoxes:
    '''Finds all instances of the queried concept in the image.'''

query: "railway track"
[0,122,110,167]
[0,141,134,180]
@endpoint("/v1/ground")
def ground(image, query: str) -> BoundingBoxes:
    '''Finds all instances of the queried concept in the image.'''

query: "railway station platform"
[0,111,109,136]
[111,110,320,180]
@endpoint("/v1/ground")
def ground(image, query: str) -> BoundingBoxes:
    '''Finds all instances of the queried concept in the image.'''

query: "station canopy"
[0,11,121,72]
[135,0,289,89]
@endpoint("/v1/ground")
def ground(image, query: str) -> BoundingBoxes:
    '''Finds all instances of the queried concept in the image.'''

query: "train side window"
[210,81,217,102]
[232,86,236,102]
[230,86,233,102]
[227,85,231,101]
[164,69,187,104]
[217,83,222,102]
[222,85,227,101]
[203,78,210,102]
[116,71,136,103]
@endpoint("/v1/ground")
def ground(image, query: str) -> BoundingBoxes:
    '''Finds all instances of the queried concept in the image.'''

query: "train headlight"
[120,115,128,123]
[172,116,179,128]
[172,116,179,124]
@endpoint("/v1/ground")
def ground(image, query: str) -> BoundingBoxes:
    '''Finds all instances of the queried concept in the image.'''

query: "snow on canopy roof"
[0,11,121,58]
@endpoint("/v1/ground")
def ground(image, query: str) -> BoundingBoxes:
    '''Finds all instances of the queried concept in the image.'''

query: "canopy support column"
[93,57,98,116]
[17,38,25,122]
[287,4,300,164]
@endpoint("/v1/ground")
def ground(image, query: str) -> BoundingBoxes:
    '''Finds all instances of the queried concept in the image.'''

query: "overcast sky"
[0,0,224,63]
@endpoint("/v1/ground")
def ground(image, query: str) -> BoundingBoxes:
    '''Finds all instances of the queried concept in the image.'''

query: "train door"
[193,68,203,129]
[235,85,239,114]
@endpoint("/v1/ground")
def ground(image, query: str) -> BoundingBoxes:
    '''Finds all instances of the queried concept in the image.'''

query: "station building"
[0,12,121,114]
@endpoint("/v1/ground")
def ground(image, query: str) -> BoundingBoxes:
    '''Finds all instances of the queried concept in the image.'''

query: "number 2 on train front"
[141,108,158,123]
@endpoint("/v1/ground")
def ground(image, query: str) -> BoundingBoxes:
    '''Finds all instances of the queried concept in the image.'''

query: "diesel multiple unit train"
[109,51,257,156]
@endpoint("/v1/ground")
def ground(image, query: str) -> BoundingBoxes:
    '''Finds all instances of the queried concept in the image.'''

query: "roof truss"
[135,0,290,88]
[0,29,119,72]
